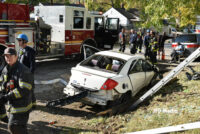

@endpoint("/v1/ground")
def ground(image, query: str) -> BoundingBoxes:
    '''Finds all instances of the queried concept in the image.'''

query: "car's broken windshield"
[80,55,125,73]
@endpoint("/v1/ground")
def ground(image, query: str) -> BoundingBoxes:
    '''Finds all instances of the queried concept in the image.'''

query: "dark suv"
[172,33,200,54]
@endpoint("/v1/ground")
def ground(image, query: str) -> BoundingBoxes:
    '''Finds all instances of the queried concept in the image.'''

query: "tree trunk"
[110,0,114,7]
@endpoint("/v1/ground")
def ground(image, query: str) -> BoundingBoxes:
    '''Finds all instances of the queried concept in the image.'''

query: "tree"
[85,0,124,12]
[128,0,200,30]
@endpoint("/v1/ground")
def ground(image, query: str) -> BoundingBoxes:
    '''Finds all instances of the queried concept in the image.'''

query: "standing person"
[118,28,126,52]
[136,28,143,53]
[17,34,35,73]
[0,48,34,134]
[143,30,151,58]
[149,32,159,64]
[129,29,137,54]
[16,34,36,108]
[158,32,171,60]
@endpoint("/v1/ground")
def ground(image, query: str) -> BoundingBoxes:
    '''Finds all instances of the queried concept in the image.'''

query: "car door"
[128,59,146,93]
[142,60,155,86]
[82,44,101,60]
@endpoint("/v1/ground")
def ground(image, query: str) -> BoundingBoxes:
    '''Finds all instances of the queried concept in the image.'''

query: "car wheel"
[120,91,132,103]
[107,91,132,108]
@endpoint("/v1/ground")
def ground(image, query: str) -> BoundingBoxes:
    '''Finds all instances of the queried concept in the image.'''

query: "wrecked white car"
[64,51,160,106]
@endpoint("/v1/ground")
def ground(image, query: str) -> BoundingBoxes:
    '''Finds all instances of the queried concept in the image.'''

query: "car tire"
[120,91,132,103]
[107,91,132,108]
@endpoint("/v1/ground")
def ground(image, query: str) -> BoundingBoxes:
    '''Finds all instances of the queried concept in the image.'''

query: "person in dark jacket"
[0,48,34,134]
[143,30,151,58]
[149,32,159,64]
[17,34,36,108]
[129,29,137,54]
[158,32,171,60]
[17,34,35,73]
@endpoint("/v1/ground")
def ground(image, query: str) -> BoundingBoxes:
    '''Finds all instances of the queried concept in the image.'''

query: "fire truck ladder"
[129,47,200,111]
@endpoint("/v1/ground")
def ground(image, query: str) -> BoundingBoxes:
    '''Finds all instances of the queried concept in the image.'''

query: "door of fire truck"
[94,17,119,49]
[104,18,119,49]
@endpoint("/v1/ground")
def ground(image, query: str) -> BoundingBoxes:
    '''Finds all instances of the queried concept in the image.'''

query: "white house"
[103,7,140,29]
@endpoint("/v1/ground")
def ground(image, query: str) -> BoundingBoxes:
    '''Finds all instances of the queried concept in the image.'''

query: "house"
[103,7,141,30]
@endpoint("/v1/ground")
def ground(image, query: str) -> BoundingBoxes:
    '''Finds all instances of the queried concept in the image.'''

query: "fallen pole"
[129,47,200,111]
[126,121,200,134]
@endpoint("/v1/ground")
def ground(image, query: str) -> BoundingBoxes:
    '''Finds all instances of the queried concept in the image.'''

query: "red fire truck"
[0,2,119,69]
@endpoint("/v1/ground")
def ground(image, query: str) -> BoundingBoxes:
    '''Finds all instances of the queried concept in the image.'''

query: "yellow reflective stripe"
[0,77,3,82]
[10,103,32,114]
[153,41,158,44]
[13,88,22,99]
[0,113,6,119]
[3,75,7,81]
[0,19,24,22]
[19,81,32,90]
[32,102,37,106]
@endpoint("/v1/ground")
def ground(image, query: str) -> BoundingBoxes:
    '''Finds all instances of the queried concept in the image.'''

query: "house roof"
[127,8,140,16]
[115,8,136,19]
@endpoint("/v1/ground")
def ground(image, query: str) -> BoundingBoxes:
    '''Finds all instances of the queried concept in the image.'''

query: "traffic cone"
[162,52,165,60]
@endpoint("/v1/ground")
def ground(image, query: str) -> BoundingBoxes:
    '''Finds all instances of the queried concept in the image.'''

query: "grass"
[75,64,200,134]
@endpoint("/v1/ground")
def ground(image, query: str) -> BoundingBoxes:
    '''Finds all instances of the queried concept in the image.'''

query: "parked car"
[172,33,200,55]
[63,51,160,107]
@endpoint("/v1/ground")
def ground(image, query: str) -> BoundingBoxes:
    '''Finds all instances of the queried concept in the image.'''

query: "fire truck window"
[86,17,91,29]
[105,19,118,30]
[73,10,84,29]
[74,18,84,29]
[95,17,103,30]
[74,11,84,17]
[59,15,63,23]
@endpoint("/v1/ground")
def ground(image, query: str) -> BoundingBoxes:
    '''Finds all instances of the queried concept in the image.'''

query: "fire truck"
[0,2,119,69]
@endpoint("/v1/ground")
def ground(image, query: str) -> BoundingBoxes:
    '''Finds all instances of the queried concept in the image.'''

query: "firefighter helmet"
[16,34,28,42]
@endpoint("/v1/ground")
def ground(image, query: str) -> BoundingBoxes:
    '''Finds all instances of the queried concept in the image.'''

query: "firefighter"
[0,48,34,134]
[17,34,35,73]
[143,30,151,58]
[129,29,137,54]
[149,31,159,64]
[136,29,143,53]
[17,34,36,109]
[119,28,126,52]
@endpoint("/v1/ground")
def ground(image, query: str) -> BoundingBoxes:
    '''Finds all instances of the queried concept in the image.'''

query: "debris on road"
[34,78,68,86]
[49,121,57,125]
